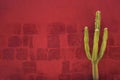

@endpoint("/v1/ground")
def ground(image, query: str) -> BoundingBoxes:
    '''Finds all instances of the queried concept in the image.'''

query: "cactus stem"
[84,11,108,80]
[92,62,99,80]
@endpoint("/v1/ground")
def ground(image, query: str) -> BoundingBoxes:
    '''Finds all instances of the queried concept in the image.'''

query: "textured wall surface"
[0,0,120,80]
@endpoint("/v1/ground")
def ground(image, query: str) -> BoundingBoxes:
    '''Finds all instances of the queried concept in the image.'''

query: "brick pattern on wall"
[0,23,120,80]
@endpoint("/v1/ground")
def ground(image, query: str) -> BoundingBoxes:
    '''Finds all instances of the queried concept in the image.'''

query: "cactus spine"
[84,11,108,80]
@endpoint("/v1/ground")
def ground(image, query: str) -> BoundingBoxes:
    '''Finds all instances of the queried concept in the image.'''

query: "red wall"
[0,0,120,80]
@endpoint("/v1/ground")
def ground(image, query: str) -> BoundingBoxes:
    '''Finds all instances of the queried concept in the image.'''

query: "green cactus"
[84,11,108,80]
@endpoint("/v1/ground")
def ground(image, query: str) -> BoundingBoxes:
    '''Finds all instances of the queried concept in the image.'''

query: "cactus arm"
[95,11,101,29]
[92,29,100,62]
[97,28,108,62]
[84,26,92,60]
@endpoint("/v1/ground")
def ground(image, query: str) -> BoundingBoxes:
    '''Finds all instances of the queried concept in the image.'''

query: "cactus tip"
[85,26,88,29]
[95,29,99,31]
[96,10,101,14]
[104,28,108,30]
